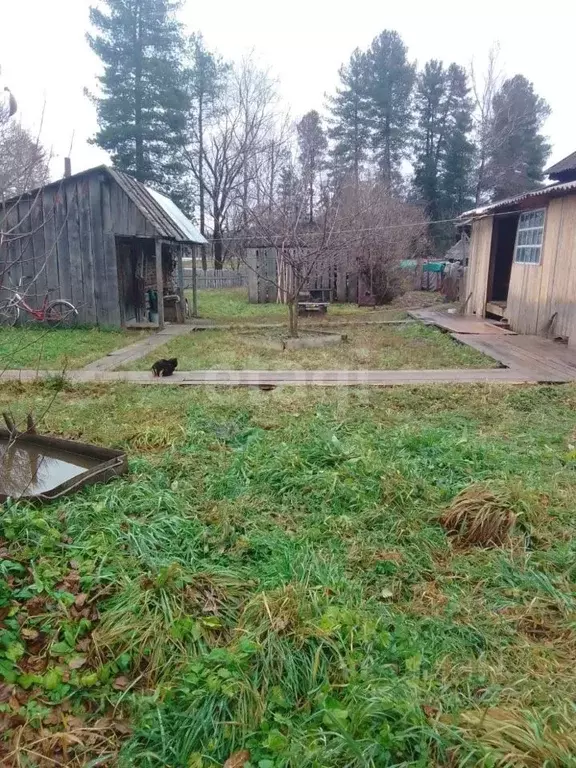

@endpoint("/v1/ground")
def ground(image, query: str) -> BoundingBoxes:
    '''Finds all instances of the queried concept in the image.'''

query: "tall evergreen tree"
[412,61,474,250]
[364,30,415,187]
[441,73,475,217]
[327,48,371,187]
[485,75,550,199]
[87,0,188,189]
[297,111,327,223]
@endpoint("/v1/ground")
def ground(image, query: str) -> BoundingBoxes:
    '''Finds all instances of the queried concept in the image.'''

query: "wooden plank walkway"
[409,307,576,382]
[84,323,203,371]
[453,333,576,381]
[4,308,574,387]
[410,308,516,335]
[0,367,568,387]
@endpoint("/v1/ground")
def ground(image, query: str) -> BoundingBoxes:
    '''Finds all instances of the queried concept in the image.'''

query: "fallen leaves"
[112,676,129,691]
[68,656,87,670]
[74,593,88,609]
[223,750,251,768]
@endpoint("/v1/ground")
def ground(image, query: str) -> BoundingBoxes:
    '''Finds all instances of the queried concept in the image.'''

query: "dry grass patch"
[448,706,576,767]
[440,484,518,547]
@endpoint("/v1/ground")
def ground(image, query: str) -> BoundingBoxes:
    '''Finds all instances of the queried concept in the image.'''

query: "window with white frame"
[514,209,545,264]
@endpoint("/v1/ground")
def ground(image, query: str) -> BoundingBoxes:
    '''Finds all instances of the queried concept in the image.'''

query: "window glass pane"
[515,210,544,264]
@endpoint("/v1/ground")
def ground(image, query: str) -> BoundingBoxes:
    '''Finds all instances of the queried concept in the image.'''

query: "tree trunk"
[134,4,144,180]
[288,300,298,338]
[198,91,207,271]
[213,213,224,270]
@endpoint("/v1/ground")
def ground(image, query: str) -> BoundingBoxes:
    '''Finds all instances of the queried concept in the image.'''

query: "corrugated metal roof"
[460,180,576,219]
[145,186,206,244]
[545,151,576,177]
[107,168,207,244]
[1,164,208,245]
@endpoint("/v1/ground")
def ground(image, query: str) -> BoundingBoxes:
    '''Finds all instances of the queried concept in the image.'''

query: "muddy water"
[0,438,98,498]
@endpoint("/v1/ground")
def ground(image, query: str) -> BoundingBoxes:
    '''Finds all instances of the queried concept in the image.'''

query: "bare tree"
[239,195,346,337]
[337,178,429,302]
[0,122,50,199]
[236,175,427,337]
[182,55,281,269]
[470,44,503,204]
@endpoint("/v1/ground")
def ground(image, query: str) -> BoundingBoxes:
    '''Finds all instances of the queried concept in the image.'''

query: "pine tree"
[327,48,371,187]
[485,75,551,199]
[364,30,415,187]
[441,68,475,217]
[87,0,188,189]
[297,111,327,223]
[412,61,474,251]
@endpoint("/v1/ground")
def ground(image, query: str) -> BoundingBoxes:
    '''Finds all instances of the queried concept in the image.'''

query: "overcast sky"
[3,0,575,179]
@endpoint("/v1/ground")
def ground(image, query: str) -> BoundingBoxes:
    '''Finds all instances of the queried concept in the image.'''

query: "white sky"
[3,0,575,180]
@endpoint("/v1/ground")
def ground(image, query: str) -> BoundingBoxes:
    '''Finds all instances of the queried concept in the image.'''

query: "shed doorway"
[116,237,156,325]
[486,213,518,318]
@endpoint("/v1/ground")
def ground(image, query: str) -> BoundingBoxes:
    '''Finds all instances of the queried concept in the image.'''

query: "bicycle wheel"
[45,300,78,327]
[0,301,19,327]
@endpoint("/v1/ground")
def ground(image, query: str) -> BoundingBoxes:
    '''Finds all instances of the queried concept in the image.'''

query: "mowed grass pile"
[127,323,495,371]
[1,383,576,766]
[191,287,408,324]
[0,327,148,370]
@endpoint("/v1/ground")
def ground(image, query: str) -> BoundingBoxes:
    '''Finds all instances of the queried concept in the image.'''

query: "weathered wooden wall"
[464,217,493,316]
[246,248,279,303]
[245,247,357,304]
[0,171,161,326]
[506,197,576,337]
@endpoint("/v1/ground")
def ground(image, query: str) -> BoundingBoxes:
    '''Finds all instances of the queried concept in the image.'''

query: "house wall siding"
[466,195,576,340]
[506,196,576,337]
[464,216,493,316]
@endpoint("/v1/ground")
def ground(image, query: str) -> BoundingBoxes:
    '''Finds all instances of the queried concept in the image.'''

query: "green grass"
[192,287,409,324]
[1,382,576,765]
[124,322,497,372]
[0,327,148,370]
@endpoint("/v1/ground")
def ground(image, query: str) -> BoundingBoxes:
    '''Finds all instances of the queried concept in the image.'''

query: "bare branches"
[181,52,285,269]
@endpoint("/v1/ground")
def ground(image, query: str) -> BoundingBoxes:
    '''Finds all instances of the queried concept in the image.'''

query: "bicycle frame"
[7,290,50,321]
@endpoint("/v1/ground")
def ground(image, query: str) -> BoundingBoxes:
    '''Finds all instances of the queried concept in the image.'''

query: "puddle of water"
[0,438,99,498]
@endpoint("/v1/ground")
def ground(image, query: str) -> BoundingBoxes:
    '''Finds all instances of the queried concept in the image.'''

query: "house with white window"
[460,150,576,341]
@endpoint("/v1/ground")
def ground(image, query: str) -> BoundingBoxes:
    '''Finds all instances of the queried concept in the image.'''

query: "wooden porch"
[410,308,576,382]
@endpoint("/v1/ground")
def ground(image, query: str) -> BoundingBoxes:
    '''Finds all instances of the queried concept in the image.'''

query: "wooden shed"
[245,245,358,304]
[461,151,576,343]
[0,165,207,328]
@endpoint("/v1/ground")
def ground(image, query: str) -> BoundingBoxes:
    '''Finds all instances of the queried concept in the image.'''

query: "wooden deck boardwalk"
[0,367,568,387]
[410,308,516,335]
[410,308,576,383]
[3,308,574,387]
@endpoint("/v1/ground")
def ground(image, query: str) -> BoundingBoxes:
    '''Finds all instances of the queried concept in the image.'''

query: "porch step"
[485,301,507,319]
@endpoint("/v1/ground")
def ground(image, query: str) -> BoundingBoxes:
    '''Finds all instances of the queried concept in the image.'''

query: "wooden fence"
[183,268,248,290]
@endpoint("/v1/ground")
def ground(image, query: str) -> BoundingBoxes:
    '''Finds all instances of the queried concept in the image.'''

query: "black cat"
[152,358,178,377]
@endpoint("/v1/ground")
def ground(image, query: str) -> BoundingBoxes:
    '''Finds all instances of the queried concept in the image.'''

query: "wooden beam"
[155,239,165,329]
[177,244,185,291]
